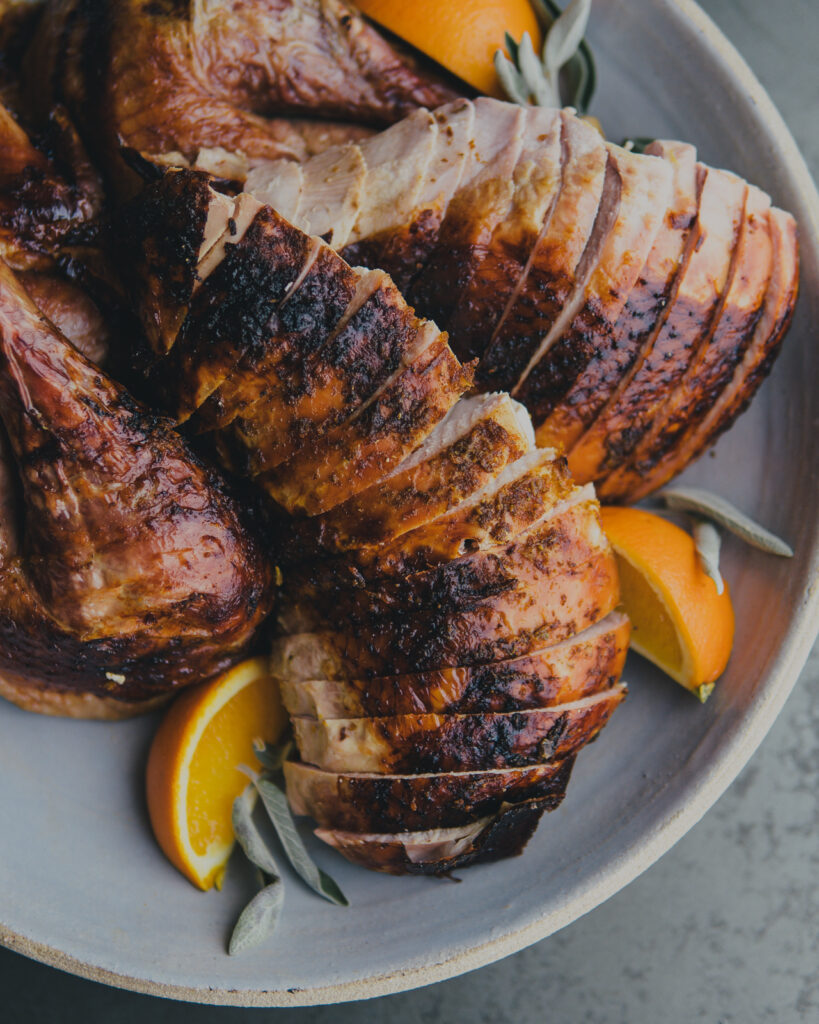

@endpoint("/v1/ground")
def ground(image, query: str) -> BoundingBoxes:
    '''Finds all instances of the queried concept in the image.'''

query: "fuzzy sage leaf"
[528,0,597,112]
[494,51,530,106]
[255,777,348,907]
[543,0,592,81]
[232,782,281,878]
[692,519,724,595]
[504,31,520,65]
[660,487,794,557]
[228,881,284,956]
[519,31,558,106]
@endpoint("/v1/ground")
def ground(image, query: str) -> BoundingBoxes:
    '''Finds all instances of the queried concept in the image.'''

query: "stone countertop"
[2,1,817,1021]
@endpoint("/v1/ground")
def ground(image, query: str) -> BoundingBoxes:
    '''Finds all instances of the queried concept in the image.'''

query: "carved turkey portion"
[121,169,627,872]
[0,261,274,718]
[242,100,799,502]
[26,0,458,187]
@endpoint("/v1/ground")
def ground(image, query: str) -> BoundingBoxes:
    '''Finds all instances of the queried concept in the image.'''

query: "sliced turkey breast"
[442,106,563,362]
[149,203,318,420]
[119,170,229,359]
[279,542,619,669]
[189,242,360,433]
[293,684,626,774]
[405,99,527,335]
[340,99,476,290]
[243,159,304,224]
[314,797,551,875]
[621,205,798,499]
[277,612,629,718]
[340,453,577,579]
[565,141,701,480]
[221,269,418,474]
[258,326,471,514]
[474,112,609,393]
[284,393,534,553]
[296,142,368,246]
[608,183,774,501]
[571,165,746,490]
[517,144,673,443]
[349,108,439,247]
[276,547,620,677]
[282,495,609,626]
[285,757,575,832]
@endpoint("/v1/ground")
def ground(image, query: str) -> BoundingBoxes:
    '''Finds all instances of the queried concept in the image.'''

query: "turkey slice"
[285,756,575,832]
[293,684,627,774]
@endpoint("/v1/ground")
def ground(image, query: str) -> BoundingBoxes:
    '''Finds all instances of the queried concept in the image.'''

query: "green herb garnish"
[227,734,347,955]
[495,0,596,113]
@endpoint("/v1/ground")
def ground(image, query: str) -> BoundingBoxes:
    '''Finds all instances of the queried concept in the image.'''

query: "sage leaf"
[232,783,281,878]
[255,777,348,907]
[228,881,284,955]
[543,0,592,79]
[519,32,556,107]
[252,735,294,774]
[494,51,530,106]
[504,31,520,65]
[692,519,724,595]
[660,487,794,557]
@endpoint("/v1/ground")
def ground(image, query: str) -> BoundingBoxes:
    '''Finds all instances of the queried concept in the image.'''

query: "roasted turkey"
[0,1,800,877]
[119,169,627,872]
[26,0,458,189]
[242,100,799,502]
[0,260,274,718]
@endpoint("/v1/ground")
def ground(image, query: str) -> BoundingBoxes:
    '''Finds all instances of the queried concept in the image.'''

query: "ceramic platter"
[1,0,817,1006]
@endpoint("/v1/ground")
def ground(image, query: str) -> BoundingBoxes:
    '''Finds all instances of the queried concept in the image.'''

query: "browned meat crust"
[277,613,629,717]
[560,143,701,472]
[332,454,576,577]
[190,247,360,435]
[314,796,553,875]
[293,685,626,773]
[151,203,317,419]
[259,335,471,514]
[406,103,526,340]
[226,272,417,477]
[0,260,274,709]
[474,113,608,394]
[283,497,608,621]
[280,545,619,672]
[0,100,103,271]
[613,205,799,501]
[280,395,533,553]
[285,757,575,832]
[26,0,458,187]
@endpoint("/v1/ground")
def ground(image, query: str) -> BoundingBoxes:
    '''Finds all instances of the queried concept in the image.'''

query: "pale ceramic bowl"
[0,0,817,1006]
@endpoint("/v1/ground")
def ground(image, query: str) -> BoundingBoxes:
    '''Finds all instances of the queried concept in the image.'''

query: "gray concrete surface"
[1,1,817,1020]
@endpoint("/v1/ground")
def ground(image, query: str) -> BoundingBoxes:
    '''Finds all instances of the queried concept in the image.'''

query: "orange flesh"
[187,676,283,857]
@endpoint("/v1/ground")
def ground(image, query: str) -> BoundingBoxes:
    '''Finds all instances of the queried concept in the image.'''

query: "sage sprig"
[659,487,794,557]
[256,777,349,907]
[692,519,724,595]
[229,882,285,956]
[227,734,348,955]
[495,0,595,113]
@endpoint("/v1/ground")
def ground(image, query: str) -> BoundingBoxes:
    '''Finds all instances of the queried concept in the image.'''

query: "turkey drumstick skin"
[0,262,274,717]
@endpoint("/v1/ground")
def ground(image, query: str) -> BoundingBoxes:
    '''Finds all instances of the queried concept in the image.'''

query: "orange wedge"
[146,658,288,890]
[356,0,542,96]
[600,506,735,701]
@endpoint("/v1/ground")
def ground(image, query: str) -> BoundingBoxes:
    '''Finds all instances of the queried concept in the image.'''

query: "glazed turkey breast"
[237,99,798,502]
[120,169,629,872]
